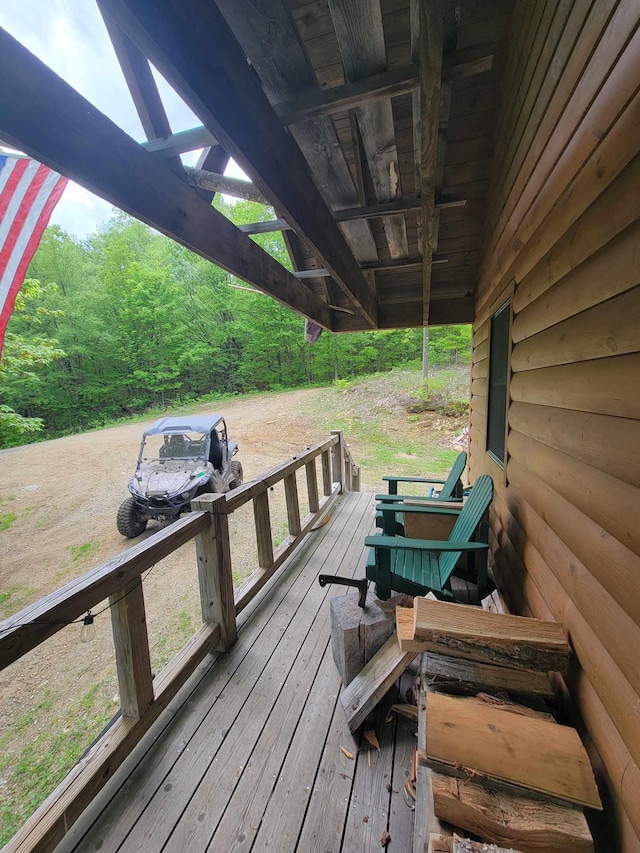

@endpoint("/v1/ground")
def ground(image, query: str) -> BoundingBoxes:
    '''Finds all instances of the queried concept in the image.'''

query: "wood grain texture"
[191,493,237,651]
[508,429,640,558]
[423,653,553,698]
[340,633,419,732]
[109,580,154,719]
[398,598,569,673]
[508,401,640,488]
[421,693,601,810]
[510,285,640,371]
[431,774,594,853]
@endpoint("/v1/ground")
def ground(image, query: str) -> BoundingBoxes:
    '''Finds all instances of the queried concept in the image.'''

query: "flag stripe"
[0,159,41,251]
[0,172,67,340]
[0,154,68,356]
[0,157,29,222]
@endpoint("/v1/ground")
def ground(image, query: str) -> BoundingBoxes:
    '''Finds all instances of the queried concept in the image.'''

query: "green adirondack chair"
[375,451,467,533]
[365,474,494,602]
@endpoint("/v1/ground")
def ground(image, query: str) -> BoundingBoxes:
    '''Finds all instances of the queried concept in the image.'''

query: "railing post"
[305,457,320,513]
[110,580,154,719]
[284,472,301,536]
[331,430,346,493]
[192,493,237,651]
[253,490,274,569]
[321,448,333,496]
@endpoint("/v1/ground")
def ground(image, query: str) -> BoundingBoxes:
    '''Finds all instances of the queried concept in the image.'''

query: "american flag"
[0,153,68,358]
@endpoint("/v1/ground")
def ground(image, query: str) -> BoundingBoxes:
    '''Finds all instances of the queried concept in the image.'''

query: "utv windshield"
[140,432,209,463]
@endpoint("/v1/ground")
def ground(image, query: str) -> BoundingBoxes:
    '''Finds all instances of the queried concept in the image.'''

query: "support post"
[253,490,274,569]
[110,580,154,718]
[321,448,333,496]
[192,493,237,651]
[331,430,347,493]
[284,472,302,537]
[306,458,320,514]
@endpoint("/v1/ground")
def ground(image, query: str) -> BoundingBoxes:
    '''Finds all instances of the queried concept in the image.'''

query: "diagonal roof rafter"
[100,0,378,327]
[0,27,334,332]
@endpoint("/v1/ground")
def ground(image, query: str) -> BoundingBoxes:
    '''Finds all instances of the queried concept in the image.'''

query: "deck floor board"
[59,492,417,853]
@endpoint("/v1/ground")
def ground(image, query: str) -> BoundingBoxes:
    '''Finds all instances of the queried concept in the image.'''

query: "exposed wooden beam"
[412,0,444,326]
[215,0,379,269]
[361,256,448,271]
[275,64,420,125]
[335,195,465,222]
[98,3,184,179]
[442,44,495,81]
[329,0,408,260]
[0,28,333,331]
[238,218,290,235]
[293,268,330,279]
[237,196,467,234]
[141,124,216,156]
[333,295,475,331]
[273,49,493,126]
[185,167,269,205]
[102,0,377,327]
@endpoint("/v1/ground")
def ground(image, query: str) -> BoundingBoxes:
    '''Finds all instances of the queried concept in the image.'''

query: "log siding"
[469,1,640,847]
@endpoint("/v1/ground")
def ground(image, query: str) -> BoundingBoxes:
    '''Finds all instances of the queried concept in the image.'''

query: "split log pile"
[340,595,601,853]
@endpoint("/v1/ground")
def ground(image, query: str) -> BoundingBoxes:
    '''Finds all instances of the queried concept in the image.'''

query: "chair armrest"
[365,535,488,553]
[375,493,463,505]
[375,503,461,517]
[383,475,446,485]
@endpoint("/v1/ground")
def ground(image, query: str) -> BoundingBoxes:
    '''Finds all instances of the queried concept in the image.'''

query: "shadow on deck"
[56,492,418,853]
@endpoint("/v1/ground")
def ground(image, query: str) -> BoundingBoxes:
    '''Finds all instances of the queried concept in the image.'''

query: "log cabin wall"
[468,1,640,848]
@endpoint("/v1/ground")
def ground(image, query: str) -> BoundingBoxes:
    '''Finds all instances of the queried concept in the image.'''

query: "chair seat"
[366,545,447,594]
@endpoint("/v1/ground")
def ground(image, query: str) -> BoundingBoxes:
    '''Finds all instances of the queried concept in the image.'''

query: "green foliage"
[69,541,97,562]
[408,367,470,417]
[0,206,471,447]
[0,510,17,531]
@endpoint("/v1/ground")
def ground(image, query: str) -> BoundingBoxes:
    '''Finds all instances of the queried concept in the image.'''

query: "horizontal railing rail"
[0,430,357,853]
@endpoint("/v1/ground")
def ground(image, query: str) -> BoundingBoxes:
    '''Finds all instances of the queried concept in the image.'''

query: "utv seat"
[209,429,223,471]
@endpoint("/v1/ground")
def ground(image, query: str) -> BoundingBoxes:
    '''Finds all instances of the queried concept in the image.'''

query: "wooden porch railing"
[0,431,359,853]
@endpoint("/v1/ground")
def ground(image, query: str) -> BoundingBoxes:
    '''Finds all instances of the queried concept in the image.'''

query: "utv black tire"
[229,460,243,490]
[117,497,148,538]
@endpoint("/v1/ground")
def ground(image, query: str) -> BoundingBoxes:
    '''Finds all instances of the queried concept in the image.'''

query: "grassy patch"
[152,608,198,669]
[69,541,98,563]
[0,510,17,531]
[0,586,36,619]
[306,365,467,485]
[0,683,113,847]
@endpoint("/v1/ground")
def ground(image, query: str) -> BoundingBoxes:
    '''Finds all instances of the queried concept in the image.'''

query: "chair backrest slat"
[439,451,467,500]
[437,474,494,580]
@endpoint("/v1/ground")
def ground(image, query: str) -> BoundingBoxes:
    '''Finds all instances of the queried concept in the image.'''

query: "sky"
[0,0,247,239]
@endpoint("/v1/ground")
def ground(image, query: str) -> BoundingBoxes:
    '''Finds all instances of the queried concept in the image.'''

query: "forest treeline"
[0,199,471,447]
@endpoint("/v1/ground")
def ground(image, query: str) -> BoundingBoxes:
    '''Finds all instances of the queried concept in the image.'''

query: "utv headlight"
[181,491,193,500]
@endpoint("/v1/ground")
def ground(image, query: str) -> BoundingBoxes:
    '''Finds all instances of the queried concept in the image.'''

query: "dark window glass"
[486,301,510,464]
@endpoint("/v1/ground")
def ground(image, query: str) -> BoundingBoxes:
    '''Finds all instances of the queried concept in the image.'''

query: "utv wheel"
[229,460,243,490]
[117,497,148,538]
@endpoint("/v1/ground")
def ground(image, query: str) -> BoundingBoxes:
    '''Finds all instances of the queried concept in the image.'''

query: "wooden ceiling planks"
[102,0,378,325]
[2,0,514,332]
[329,0,410,260]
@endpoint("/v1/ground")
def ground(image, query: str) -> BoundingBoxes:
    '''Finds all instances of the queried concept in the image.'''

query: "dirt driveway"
[0,388,327,612]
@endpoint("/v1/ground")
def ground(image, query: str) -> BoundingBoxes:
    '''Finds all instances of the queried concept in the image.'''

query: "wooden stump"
[330,588,397,686]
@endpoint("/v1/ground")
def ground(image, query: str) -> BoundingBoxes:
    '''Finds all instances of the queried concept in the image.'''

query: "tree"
[0,279,65,446]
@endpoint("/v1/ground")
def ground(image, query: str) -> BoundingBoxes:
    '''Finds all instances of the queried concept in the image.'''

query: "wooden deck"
[55,492,418,853]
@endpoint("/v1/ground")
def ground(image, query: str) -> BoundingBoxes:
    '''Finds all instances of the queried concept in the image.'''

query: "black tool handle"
[318,574,368,608]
